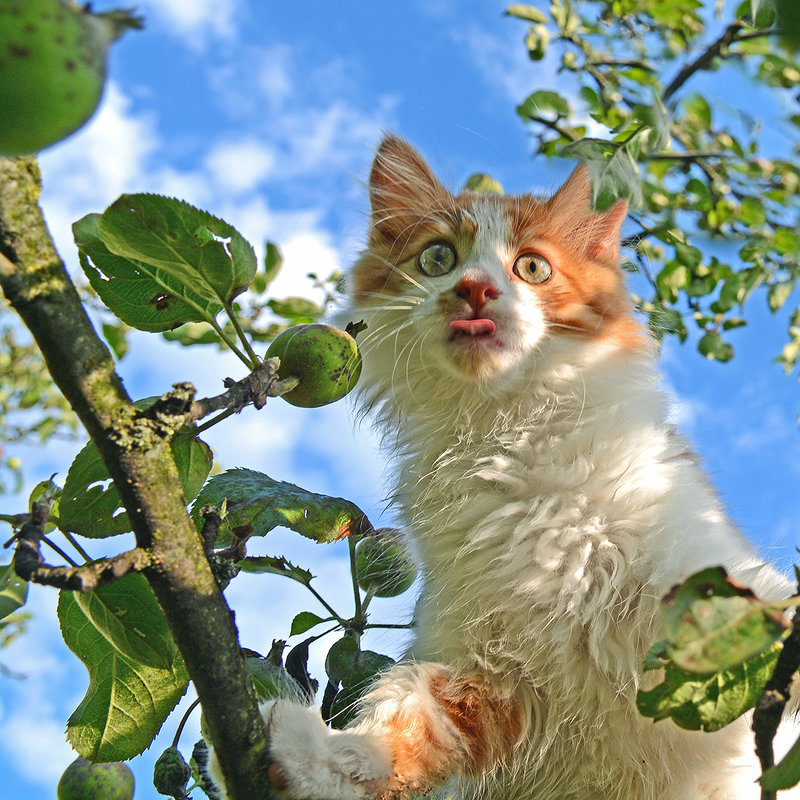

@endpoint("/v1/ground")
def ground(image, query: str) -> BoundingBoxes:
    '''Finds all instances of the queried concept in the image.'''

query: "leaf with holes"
[74,213,223,333]
[60,431,212,538]
[58,574,189,761]
[192,468,371,544]
[98,194,257,307]
[661,567,789,674]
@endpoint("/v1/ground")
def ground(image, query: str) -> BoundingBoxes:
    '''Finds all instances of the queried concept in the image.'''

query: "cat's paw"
[265,700,394,800]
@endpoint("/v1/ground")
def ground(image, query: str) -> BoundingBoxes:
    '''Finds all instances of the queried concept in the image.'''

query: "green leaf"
[656,261,689,304]
[101,322,130,361]
[290,611,327,636]
[662,567,790,673]
[251,241,283,294]
[99,195,257,308]
[325,637,394,729]
[59,574,189,761]
[524,23,550,60]
[71,576,177,669]
[636,644,781,732]
[325,635,360,685]
[517,90,570,119]
[60,428,213,538]
[74,213,224,334]
[267,297,325,323]
[0,563,27,621]
[566,139,642,209]
[463,173,504,196]
[239,554,313,584]
[774,228,800,256]
[681,93,712,129]
[161,322,221,347]
[762,732,800,791]
[192,468,370,544]
[769,280,795,312]
[505,4,548,23]
[59,443,131,538]
[632,102,670,152]
[698,331,734,362]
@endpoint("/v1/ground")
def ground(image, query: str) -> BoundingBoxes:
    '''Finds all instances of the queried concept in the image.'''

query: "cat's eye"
[418,242,457,277]
[513,253,552,285]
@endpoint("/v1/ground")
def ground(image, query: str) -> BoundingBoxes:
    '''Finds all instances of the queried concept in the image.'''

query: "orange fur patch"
[380,670,523,796]
[506,193,651,353]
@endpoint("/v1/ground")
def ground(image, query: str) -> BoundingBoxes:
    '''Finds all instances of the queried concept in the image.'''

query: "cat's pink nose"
[454,277,501,313]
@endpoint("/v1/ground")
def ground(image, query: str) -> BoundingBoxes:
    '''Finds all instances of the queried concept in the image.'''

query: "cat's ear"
[550,164,628,263]
[368,135,449,243]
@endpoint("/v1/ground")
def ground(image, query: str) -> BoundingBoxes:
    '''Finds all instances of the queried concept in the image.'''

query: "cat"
[209,135,798,800]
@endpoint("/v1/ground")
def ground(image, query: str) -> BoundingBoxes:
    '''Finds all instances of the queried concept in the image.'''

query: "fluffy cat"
[210,135,797,800]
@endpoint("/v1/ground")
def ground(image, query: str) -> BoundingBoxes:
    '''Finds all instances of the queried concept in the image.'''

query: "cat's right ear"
[368,135,449,244]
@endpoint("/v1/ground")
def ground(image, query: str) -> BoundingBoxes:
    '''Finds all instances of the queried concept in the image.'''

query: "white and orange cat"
[211,136,798,800]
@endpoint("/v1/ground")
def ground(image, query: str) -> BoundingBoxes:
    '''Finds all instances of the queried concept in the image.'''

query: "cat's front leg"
[265,662,524,799]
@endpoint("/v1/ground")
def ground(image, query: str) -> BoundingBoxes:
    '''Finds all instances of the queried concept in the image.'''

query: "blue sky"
[1,1,799,797]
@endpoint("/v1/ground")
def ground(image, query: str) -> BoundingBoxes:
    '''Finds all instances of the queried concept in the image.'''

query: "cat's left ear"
[550,164,628,263]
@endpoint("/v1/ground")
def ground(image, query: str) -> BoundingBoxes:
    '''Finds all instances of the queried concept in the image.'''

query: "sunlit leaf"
[74,213,223,334]
[59,575,189,761]
[193,468,371,544]
[505,4,548,23]
[99,194,257,307]
[662,567,789,673]
[637,643,781,731]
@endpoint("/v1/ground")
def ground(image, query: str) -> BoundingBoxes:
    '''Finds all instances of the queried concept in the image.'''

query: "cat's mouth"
[449,318,496,337]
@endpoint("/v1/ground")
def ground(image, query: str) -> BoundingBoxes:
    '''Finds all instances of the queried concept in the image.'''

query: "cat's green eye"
[513,253,552,285]
[418,242,457,277]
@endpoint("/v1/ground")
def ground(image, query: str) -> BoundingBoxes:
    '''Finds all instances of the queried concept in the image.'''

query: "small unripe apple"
[0,0,142,155]
[57,756,134,800]
[266,323,362,408]
[355,528,417,598]
[153,746,191,799]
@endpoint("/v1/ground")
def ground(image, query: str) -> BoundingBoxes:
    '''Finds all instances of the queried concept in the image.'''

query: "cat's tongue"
[450,318,496,336]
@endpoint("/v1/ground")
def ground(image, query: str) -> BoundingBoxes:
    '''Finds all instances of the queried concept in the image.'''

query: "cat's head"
[346,135,650,404]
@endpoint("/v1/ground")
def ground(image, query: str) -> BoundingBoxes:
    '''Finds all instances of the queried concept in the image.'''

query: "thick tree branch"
[0,156,271,799]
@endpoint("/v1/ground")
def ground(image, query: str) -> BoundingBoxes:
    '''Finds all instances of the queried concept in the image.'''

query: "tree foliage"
[508,0,800,372]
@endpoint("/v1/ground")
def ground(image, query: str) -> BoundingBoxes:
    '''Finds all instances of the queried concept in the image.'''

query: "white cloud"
[453,24,547,104]
[139,0,242,44]
[38,82,161,265]
[203,138,277,194]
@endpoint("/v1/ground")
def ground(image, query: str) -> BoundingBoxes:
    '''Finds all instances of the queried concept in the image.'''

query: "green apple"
[266,323,362,408]
[0,0,142,155]
[355,528,417,598]
[57,756,134,800]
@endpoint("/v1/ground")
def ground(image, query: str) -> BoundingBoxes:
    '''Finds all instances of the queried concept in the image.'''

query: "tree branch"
[752,596,800,800]
[663,22,744,104]
[0,156,271,799]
